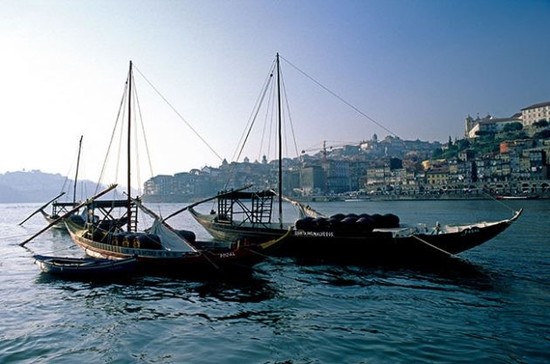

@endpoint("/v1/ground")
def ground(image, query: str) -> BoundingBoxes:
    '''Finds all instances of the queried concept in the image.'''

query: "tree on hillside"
[455,138,471,150]
[432,147,443,159]
[502,122,523,133]
[533,129,550,139]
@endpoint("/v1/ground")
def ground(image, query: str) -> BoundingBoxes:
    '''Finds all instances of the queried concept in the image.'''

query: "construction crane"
[301,140,362,162]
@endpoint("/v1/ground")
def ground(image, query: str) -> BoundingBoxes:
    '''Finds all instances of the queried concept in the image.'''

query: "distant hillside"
[0,170,102,203]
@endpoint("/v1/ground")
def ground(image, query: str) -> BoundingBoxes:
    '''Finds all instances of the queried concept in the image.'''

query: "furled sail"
[148,219,198,252]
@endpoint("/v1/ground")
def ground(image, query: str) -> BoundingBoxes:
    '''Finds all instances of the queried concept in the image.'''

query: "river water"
[0,199,548,363]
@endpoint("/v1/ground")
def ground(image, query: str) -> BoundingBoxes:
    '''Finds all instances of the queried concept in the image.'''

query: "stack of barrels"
[295,213,400,235]
[109,233,163,249]
[103,229,197,249]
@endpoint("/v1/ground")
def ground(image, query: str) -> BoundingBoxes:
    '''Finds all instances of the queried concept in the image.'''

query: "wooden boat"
[189,54,523,262]
[187,53,323,248]
[59,61,285,276]
[189,189,314,242]
[280,209,523,262]
[64,198,287,276]
[42,136,85,228]
[20,137,84,230]
[190,192,522,261]
[40,201,82,229]
[33,254,137,278]
[344,198,370,202]
[495,194,539,200]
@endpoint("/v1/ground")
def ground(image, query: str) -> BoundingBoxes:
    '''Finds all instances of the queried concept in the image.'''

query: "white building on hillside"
[465,114,521,139]
[521,101,550,126]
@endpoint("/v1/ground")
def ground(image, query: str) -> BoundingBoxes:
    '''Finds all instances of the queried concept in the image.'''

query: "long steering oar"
[18,192,66,226]
[20,184,118,247]
[162,184,253,222]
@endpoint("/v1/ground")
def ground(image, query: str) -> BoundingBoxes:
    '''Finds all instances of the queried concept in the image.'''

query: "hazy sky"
[1,0,549,186]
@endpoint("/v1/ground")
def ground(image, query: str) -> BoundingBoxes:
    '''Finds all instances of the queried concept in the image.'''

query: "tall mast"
[276,53,283,228]
[73,135,83,205]
[127,60,133,231]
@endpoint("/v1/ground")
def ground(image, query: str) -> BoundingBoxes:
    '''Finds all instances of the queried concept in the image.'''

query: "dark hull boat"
[57,61,286,278]
[188,54,524,263]
[189,206,290,243]
[64,214,285,277]
[33,255,137,278]
[283,209,523,262]
[190,199,522,262]
[41,207,86,230]
[21,61,286,278]
[19,192,79,230]
[188,188,324,244]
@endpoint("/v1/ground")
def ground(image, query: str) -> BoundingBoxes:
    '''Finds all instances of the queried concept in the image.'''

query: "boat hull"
[40,210,66,230]
[189,207,288,242]
[40,209,86,231]
[33,255,137,278]
[286,219,515,262]
[191,208,522,263]
[64,219,280,277]
[495,195,539,200]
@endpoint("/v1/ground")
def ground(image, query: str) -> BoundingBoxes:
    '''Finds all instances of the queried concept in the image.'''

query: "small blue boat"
[33,255,137,278]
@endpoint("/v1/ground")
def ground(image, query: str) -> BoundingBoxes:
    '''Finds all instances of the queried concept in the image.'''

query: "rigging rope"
[131,78,156,195]
[132,77,142,194]
[115,94,125,186]
[265,82,276,162]
[225,54,317,191]
[133,65,223,162]
[280,55,400,139]
[225,59,277,189]
[279,54,522,215]
[60,146,79,198]
[96,78,128,194]
[479,189,519,213]
[134,85,155,184]
[280,70,301,159]
[95,67,157,197]
[233,59,277,163]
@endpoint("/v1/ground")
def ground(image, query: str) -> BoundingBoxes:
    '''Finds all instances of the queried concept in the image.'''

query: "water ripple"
[1,201,549,363]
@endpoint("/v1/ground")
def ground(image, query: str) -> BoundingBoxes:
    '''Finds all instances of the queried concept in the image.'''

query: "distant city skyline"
[1,0,549,187]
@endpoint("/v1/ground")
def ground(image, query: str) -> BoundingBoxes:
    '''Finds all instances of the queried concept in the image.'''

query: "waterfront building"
[426,165,449,186]
[144,174,172,196]
[365,165,390,189]
[324,160,350,194]
[141,110,550,201]
[299,165,325,196]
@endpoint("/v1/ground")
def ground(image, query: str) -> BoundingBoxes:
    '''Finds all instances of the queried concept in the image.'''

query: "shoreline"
[142,192,550,204]
[295,193,550,202]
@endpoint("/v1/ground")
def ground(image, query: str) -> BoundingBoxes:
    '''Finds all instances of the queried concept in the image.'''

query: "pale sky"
[1,0,549,187]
